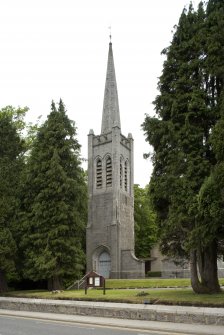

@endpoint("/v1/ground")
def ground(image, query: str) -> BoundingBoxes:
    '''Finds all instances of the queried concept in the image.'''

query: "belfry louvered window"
[120,158,123,189]
[106,156,112,187]
[124,160,128,191]
[96,158,102,188]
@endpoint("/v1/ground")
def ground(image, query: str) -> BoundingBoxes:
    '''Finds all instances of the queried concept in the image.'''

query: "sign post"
[85,271,106,295]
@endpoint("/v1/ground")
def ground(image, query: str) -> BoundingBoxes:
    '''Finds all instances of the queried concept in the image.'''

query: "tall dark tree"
[190,0,224,292]
[0,107,26,292]
[143,1,224,293]
[197,97,224,277]
[20,100,87,290]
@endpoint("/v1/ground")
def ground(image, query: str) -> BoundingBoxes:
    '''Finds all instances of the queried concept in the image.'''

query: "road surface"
[0,315,188,335]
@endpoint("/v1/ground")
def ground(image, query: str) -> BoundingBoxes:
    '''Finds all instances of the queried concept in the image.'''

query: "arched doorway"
[98,251,111,278]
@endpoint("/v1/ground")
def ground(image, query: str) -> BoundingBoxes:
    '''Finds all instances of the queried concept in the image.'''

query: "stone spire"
[101,42,121,134]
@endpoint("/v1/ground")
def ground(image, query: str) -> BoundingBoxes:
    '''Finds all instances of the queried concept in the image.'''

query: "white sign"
[94,277,100,286]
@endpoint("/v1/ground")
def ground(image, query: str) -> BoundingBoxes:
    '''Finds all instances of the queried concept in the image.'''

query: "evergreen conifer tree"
[0,109,25,292]
[20,100,87,290]
[143,1,224,293]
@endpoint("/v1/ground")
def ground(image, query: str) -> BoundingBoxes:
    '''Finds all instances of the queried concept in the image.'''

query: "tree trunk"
[48,276,63,291]
[200,241,220,293]
[0,270,8,293]
[190,242,221,294]
[190,250,209,294]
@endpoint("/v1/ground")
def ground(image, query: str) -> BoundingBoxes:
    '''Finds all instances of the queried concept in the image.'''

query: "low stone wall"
[0,297,224,326]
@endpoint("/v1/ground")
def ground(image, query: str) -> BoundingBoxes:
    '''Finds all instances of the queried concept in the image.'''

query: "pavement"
[0,308,224,335]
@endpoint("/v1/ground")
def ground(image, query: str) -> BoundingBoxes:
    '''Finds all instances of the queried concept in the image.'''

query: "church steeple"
[101,42,121,134]
[87,40,144,279]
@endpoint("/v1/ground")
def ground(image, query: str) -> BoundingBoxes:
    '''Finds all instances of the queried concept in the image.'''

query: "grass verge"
[2,278,224,307]
[3,287,224,307]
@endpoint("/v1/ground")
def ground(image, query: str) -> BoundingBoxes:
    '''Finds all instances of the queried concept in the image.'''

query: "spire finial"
[109,26,112,43]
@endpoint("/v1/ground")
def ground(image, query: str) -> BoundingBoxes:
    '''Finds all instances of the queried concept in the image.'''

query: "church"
[86,41,145,279]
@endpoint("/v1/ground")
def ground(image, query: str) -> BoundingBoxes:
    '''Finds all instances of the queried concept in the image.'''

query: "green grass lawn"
[106,277,224,288]
[105,278,192,288]
[3,287,224,307]
[2,277,224,307]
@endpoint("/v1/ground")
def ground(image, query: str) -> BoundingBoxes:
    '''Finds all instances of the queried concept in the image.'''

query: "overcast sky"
[0,0,202,187]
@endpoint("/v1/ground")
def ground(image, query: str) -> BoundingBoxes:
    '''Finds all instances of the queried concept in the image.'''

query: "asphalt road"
[0,315,184,335]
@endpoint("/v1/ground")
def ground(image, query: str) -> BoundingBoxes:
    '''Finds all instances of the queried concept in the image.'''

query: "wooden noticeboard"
[85,270,105,295]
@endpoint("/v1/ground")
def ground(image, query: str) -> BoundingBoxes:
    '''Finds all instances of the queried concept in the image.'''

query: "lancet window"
[120,157,123,189]
[96,158,102,188]
[124,160,128,191]
[106,156,112,187]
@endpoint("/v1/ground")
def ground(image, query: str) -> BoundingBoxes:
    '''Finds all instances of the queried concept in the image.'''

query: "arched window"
[96,158,102,188]
[120,157,123,189]
[106,156,112,187]
[98,251,111,278]
[125,160,128,191]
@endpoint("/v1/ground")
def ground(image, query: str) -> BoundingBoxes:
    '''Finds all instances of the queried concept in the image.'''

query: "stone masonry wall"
[0,298,223,326]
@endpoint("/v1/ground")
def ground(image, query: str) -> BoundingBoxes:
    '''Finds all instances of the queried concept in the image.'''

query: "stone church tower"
[86,41,144,279]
